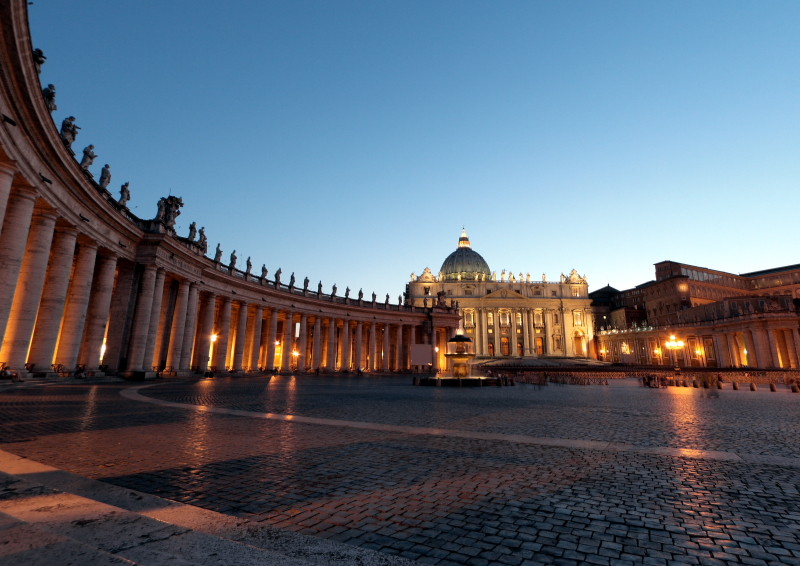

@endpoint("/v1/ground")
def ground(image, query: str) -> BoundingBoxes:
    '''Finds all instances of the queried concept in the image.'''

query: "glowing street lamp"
[665,335,684,369]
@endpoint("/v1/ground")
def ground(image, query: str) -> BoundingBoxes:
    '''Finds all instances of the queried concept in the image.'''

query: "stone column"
[28,226,79,370]
[179,283,200,371]
[712,334,729,368]
[382,324,391,371]
[341,321,351,371]
[196,293,216,372]
[126,265,158,371]
[165,279,191,371]
[54,240,98,369]
[142,270,167,371]
[326,318,337,370]
[312,315,322,371]
[0,162,16,231]
[355,321,364,371]
[0,209,58,370]
[368,322,377,371]
[790,329,800,370]
[298,313,308,372]
[432,328,440,373]
[479,309,488,356]
[752,328,774,368]
[77,251,118,370]
[213,297,232,371]
[395,324,404,371]
[231,301,248,371]
[768,328,785,369]
[281,312,294,371]
[0,187,37,343]
[493,309,501,357]
[248,305,263,371]
[94,260,134,372]
[266,309,278,371]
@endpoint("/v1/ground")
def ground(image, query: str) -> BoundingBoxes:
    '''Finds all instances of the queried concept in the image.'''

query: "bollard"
[732,382,739,390]
[792,384,798,393]
[702,381,709,389]
[750,383,757,391]
[717,381,722,389]
[692,380,698,388]
[770,383,777,392]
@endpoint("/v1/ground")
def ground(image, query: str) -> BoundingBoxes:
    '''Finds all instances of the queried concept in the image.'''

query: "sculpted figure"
[156,197,166,221]
[372,291,376,303]
[162,195,183,228]
[33,48,46,73]
[358,288,363,301]
[398,295,402,306]
[42,84,57,112]
[317,280,323,295]
[59,116,79,148]
[99,164,111,188]
[229,250,237,270]
[188,221,197,241]
[261,264,268,280]
[198,227,208,252]
[213,243,222,262]
[79,145,96,169]
[542,273,547,282]
[289,272,296,289]
[274,268,282,286]
[332,283,337,296]
[118,182,131,207]
[303,276,309,291]
[385,293,389,305]
[345,287,350,299]
[410,272,416,281]
[246,256,252,275]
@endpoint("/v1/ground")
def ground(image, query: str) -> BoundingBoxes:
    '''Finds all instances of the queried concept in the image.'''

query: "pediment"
[483,288,526,300]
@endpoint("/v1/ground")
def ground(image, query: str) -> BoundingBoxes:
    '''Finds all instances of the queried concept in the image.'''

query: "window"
[487,312,494,326]
[573,311,584,326]
[553,313,559,324]
[515,312,522,326]
[571,287,579,297]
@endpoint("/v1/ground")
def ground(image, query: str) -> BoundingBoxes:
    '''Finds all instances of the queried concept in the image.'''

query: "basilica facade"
[406,231,596,360]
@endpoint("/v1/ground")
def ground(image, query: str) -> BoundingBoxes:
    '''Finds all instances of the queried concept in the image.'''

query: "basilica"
[406,230,596,360]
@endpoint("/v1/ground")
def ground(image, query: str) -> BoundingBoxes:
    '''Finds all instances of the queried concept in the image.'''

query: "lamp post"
[665,335,684,370]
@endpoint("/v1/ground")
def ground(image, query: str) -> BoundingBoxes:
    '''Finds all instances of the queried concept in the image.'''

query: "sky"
[28,1,800,298]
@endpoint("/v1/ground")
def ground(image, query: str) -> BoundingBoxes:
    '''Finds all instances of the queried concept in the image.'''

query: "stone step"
[0,450,414,566]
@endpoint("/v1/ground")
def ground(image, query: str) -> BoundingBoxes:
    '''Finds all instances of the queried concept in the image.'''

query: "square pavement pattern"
[1,375,800,565]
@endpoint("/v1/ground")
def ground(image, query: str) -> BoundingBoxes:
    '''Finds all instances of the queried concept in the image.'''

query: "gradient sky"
[28,1,800,299]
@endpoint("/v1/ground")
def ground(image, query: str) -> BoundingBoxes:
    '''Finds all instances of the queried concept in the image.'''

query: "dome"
[439,229,491,281]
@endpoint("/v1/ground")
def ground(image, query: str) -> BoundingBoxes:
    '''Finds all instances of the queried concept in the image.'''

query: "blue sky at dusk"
[29,1,800,298]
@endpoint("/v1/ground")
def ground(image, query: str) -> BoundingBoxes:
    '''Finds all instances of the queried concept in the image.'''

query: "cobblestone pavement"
[1,375,800,565]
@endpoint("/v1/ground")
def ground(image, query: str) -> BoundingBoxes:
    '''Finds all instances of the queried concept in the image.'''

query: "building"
[406,230,596,360]
[593,260,800,369]
[0,1,460,378]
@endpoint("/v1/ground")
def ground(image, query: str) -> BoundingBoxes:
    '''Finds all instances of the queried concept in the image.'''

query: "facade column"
[545,310,555,355]
[395,324,404,371]
[355,321,364,370]
[231,301,248,371]
[382,324,391,371]
[341,321,351,371]
[493,309,500,357]
[432,328,440,373]
[265,309,278,371]
[165,279,191,371]
[0,162,17,231]
[298,313,308,372]
[281,311,294,371]
[27,225,78,370]
[511,309,518,356]
[126,265,158,371]
[769,328,785,369]
[213,297,232,371]
[0,187,37,343]
[790,329,800,370]
[326,318,337,370]
[713,334,730,368]
[522,309,531,356]
[0,208,58,370]
[144,268,167,370]
[479,309,488,356]
[196,293,216,372]
[77,251,118,370]
[248,305,263,371]
[179,283,200,371]
[312,315,322,371]
[54,240,98,370]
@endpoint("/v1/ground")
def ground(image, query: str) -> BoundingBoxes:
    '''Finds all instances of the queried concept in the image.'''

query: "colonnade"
[0,2,461,378]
